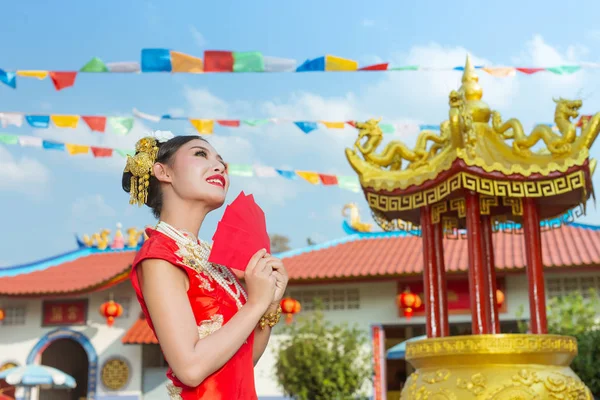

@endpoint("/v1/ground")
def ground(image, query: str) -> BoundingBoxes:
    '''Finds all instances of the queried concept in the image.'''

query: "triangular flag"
[337,176,360,192]
[133,108,161,122]
[242,119,269,127]
[325,55,358,71]
[18,136,43,147]
[189,119,214,134]
[254,165,278,177]
[0,113,24,128]
[321,121,345,129]
[49,72,77,90]
[232,52,264,72]
[217,120,240,127]
[51,115,80,128]
[66,143,90,155]
[204,51,234,72]
[276,170,297,180]
[82,116,106,132]
[516,68,544,75]
[80,57,109,72]
[170,51,203,73]
[319,174,339,186]
[42,140,65,151]
[296,57,325,72]
[482,67,516,77]
[546,66,581,75]
[296,171,320,184]
[91,147,113,157]
[294,121,318,134]
[379,123,395,134]
[0,69,17,89]
[17,70,48,79]
[228,164,254,177]
[359,63,389,71]
[26,115,50,128]
[390,65,418,71]
[0,134,18,145]
[109,117,134,135]
[115,149,134,157]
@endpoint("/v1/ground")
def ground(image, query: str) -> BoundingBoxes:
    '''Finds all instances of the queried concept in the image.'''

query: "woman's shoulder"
[133,227,180,267]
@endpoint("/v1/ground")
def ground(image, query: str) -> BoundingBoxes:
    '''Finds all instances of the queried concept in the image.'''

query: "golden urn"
[401,334,593,399]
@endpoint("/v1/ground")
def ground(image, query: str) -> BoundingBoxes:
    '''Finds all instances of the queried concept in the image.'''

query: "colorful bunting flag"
[80,57,109,73]
[82,116,106,132]
[325,55,358,71]
[294,121,318,134]
[204,51,234,72]
[233,52,264,73]
[189,119,214,134]
[170,51,203,73]
[51,115,79,129]
[49,72,77,91]
[108,117,134,135]
[16,70,48,79]
[141,49,172,72]
[0,69,17,89]
[26,115,50,129]
[2,134,362,192]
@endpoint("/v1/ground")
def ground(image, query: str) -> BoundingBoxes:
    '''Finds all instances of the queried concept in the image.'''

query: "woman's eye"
[195,150,207,157]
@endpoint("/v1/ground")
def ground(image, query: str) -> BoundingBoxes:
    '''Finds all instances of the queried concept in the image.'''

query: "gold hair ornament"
[124,137,159,206]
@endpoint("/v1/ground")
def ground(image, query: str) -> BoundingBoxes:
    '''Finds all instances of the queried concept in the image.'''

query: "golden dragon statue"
[126,227,144,248]
[342,203,372,232]
[491,98,600,156]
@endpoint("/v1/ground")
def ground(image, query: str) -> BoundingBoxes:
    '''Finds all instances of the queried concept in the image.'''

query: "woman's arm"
[252,302,279,365]
[140,249,275,387]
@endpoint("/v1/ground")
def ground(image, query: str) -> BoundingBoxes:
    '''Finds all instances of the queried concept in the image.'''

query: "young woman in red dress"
[122,132,288,399]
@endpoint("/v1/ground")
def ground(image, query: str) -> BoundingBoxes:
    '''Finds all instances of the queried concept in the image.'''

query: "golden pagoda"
[346,56,599,399]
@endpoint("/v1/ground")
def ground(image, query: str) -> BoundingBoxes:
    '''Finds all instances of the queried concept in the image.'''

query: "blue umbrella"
[386,335,427,360]
[0,365,76,389]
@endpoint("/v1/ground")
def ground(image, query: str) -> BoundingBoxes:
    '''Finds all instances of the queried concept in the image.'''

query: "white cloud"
[189,25,207,48]
[0,145,51,196]
[70,194,117,229]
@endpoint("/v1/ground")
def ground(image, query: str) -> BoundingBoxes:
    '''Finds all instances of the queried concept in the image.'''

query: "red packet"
[208,192,270,270]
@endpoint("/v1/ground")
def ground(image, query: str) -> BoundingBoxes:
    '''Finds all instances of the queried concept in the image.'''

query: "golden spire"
[458,54,490,123]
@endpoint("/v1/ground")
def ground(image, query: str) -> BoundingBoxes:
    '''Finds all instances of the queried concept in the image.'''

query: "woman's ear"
[153,163,172,183]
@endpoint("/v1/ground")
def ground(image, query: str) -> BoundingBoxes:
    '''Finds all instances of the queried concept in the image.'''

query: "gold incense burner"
[401,334,592,399]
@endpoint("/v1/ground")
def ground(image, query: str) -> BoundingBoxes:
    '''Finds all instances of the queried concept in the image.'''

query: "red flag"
[346,121,356,128]
[91,147,113,157]
[82,116,107,132]
[516,68,544,75]
[360,63,389,71]
[49,71,77,90]
[204,51,234,72]
[217,120,241,127]
[319,174,338,186]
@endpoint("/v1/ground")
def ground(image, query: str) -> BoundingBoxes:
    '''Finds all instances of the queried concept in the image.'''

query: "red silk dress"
[130,228,257,399]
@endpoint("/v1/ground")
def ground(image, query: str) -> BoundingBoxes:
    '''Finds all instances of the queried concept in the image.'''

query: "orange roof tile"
[0,252,135,296]
[122,314,157,344]
[282,225,600,281]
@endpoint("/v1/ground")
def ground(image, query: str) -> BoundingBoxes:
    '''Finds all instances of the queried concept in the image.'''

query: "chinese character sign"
[42,300,87,326]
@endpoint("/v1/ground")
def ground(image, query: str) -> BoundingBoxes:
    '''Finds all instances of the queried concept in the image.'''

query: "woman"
[122,132,288,399]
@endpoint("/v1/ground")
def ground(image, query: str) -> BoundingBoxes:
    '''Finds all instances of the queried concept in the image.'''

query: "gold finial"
[459,55,483,102]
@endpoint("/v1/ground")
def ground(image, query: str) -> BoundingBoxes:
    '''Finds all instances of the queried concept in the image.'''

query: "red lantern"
[496,289,505,308]
[397,288,420,320]
[280,297,301,324]
[99,300,123,327]
[0,308,5,323]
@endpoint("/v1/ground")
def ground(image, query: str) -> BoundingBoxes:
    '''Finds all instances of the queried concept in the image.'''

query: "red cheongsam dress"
[130,228,257,400]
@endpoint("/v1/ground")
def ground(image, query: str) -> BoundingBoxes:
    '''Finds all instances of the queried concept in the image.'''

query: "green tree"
[270,234,291,253]
[273,304,372,400]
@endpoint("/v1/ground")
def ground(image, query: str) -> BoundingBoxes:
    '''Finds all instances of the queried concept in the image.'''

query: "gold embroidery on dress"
[174,242,204,273]
[166,382,183,399]
[198,314,224,339]
[196,273,214,292]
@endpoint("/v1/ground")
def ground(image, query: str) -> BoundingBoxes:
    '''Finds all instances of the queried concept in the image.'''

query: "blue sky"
[1,0,600,265]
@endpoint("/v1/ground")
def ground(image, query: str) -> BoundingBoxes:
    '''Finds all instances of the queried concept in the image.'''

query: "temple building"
[0,218,599,400]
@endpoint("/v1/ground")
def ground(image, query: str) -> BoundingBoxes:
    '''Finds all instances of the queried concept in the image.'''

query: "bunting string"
[0,133,361,192]
[0,50,596,91]
[0,109,579,135]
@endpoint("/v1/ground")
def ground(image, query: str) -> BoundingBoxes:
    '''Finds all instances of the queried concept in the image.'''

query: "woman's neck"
[159,201,209,239]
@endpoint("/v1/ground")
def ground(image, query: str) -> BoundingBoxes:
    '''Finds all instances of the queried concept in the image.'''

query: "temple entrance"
[39,339,88,400]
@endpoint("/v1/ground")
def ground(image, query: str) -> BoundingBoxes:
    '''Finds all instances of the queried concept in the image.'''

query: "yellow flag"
[17,70,49,79]
[296,171,320,184]
[321,121,345,129]
[65,143,90,155]
[189,119,214,134]
[51,115,80,128]
[482,67,516,77]
[326,55,358,71]
[171,51,204,73]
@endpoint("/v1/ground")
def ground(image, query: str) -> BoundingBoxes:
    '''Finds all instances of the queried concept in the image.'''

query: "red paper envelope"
[208,192,270,270]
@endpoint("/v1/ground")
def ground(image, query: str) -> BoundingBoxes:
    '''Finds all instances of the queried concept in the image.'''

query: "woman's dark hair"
[122,135,207,219]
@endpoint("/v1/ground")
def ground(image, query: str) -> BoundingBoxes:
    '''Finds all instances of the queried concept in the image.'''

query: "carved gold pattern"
[399,335,593,400]
[365,170,585,214]
[430,202,448,224]
[480,195,499,215]
[449,198,466,218]
[345,56,599,195]
[503,197,524,216]
[101,358,129,391]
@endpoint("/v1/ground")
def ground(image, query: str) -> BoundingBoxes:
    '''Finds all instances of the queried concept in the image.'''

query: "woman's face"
[158,138,229,210]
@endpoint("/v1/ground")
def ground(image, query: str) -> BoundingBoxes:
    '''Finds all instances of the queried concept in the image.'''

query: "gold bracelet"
[258,305,282,330]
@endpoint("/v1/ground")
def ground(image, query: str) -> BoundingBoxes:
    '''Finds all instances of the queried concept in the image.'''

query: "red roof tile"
[0,252,135,296]
[122,314,157,344]
[282,225,600,281]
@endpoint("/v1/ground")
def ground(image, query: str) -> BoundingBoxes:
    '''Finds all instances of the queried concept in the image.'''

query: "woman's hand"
[244,249,276,311]
[260,255,288,304]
